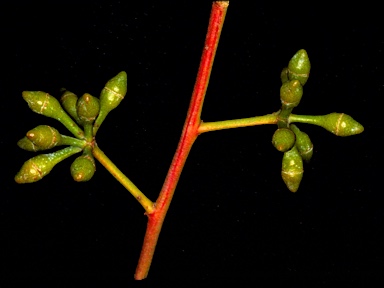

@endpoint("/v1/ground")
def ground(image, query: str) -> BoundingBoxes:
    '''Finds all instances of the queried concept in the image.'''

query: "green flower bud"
[26,125,62,150]
[18,133,86,152]
[272,128,296,152]
[281,146,303,192]
[93,71,127,135]
[15,146,82,184]
[22,91,84,139]
[77,93,100,124]
[280,80,303,108]
[318,113,364,136]
[70,154,96,182]
[60,90,81,123]
[280,67,289,84]
[22,91,63,118]
[288,49,311,86]
[290,124,313,162]
[17,137,42,152]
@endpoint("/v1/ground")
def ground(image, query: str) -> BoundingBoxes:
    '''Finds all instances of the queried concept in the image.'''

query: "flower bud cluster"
[16,72,127,183]
[273,49,363,192]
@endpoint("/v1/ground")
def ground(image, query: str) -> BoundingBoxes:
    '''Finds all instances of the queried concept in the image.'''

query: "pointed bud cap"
[280,67,289,84]
[15,146,82,183]
[288,49,311,86]
[26,125,62,150]
[290,124,313,162]
[101,71,127,111]
[77,93,100,124]
[17,137,42,152]
[281,146,304,192]
[22,91,64,118]
[70,155,96,182]
[22,91,84,139]
[93,71,127,134]
[280,80,303,108]
[60,90,81,123]
[272,128,296,152]
[320,113,364,136]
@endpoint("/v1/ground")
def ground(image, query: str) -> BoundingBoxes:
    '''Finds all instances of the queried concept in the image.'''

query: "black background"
[1,1,382,287]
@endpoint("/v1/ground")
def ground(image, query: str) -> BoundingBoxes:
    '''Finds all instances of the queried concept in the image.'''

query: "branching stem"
[92,145,155,214]
[198,113,278,133]
[134,1,229,280]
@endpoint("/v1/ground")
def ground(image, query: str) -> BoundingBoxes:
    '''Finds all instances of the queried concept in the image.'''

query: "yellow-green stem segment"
[198,113,278,134]
[289,114,322,125]
[92,145,154,214]
[83,123,94,142]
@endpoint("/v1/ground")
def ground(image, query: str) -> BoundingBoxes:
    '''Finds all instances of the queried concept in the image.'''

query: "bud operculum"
[60,90,81,123]
[290,124,313,162]
[280,80,303,109]
[70,154,96,182]
[22,91,85,139]
[15,146,82,184]
[93,71,127,135]
[272,128,296,152]
[77,93,100,124]
[321,113,364,136]
[17,137,42,152]
[288,49,311,86]
[280,67,289,84]
[281,146,304,192]
[22,91,64,118]
[26,125,62,150]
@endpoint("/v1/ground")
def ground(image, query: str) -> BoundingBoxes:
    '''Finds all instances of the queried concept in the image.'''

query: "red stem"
[134,1,229,280]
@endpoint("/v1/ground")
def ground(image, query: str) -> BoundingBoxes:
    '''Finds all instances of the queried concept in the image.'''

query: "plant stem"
[60,135,87,148]
[198,113,278,133]
[289,114,323,125]
[277,107,293,128]
[92,145,155,214]
[134,1,229,280]
[83,123,93,142]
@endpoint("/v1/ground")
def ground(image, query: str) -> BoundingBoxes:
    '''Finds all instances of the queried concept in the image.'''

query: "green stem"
[92,145,154,214]
[198,113,278,133]
[57,113,85,139]
[83,145,93,157]
[277,106,293,128]
[60,135,87,148]
[289,114,323,125]
[84,123,93,142]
